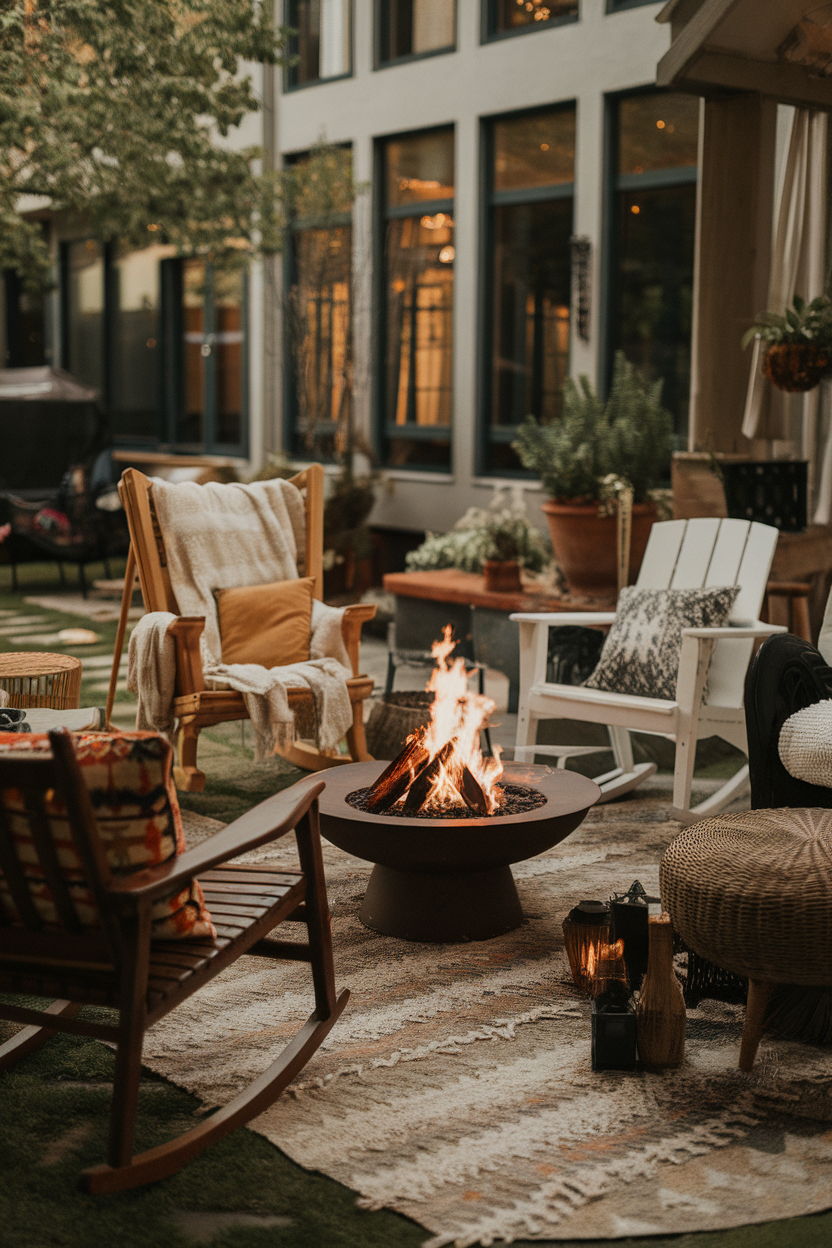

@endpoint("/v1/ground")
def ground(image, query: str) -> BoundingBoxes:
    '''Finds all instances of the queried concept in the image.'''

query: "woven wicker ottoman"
[661,809,832,1071]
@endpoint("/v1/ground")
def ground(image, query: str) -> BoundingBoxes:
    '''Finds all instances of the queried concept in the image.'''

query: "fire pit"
[319,760,599,942]
[318,627,599,942]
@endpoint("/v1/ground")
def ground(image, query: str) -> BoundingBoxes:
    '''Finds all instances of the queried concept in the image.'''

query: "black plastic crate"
[720,460,807,532]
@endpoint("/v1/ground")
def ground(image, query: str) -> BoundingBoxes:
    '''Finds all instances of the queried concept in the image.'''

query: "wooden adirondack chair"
[512,518,786,825]
[0,729,348,1193]
[108,465,376,790]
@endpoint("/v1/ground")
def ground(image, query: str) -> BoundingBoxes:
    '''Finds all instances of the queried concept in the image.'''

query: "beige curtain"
[741,107,828,517]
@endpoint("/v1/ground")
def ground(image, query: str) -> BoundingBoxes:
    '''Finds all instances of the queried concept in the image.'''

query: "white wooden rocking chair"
[511,517,786,825]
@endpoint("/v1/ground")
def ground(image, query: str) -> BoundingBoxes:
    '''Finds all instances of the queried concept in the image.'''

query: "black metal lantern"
[591,981,637,1071]
[610,880,661,992]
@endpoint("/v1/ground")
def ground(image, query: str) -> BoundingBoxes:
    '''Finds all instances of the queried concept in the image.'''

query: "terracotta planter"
[541,500,656,598]
[764,343,832,393]
[482,559,523,594]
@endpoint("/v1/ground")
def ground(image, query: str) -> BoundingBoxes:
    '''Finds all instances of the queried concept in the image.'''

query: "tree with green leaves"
[0,0,287,285]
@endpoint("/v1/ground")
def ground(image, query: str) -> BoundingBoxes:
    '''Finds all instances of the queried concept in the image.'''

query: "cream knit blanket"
[127,478,353,758]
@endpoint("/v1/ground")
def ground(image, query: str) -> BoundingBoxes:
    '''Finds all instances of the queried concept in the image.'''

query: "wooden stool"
[0,652,82,709]
[660,809,832,1070]
[764,581,812,643]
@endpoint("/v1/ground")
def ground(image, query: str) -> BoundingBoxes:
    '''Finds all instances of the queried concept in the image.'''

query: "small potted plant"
[512,353,673,597]
[405,488,548,591]
[743,293,832,392]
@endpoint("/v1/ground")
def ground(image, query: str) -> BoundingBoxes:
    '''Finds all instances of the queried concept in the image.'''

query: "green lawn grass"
[0,567,830,1248]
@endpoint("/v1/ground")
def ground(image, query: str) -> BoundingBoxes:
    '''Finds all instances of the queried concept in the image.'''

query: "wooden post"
[689,95,776,454]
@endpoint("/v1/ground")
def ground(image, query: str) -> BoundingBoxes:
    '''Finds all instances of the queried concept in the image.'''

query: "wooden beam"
[662,48,832,108]
[656,0,744,85]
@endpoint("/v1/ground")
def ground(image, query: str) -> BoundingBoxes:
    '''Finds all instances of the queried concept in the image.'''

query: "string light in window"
[631,205,641,215]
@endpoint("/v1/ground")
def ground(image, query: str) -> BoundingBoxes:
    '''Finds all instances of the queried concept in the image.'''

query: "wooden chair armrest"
[341,603,377,677]
[681,623,787,640]
[107,781,325,907]
[168,616,207,695]
[510,612,617,626]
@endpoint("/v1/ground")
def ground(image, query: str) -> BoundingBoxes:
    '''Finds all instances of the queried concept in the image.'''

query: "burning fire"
[367,627,503,816]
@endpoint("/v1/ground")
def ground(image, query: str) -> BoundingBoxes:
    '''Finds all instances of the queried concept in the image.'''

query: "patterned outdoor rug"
[143,787,832,1246]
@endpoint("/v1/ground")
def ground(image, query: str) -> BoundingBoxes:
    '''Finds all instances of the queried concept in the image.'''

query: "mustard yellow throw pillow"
[215,577,314,668]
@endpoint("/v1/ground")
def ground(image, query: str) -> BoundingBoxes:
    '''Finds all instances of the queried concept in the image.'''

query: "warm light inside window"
[631,205,640,214]
[656,120,665,129]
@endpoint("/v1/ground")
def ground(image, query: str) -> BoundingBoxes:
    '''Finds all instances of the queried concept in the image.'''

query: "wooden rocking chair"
[107,465,376,790]
[0,729,348,1193]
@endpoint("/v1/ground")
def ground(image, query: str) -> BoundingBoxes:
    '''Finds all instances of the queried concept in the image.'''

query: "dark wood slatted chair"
[0,729,348,1193]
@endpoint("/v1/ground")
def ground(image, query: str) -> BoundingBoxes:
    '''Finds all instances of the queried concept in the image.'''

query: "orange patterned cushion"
[0,731,215,940]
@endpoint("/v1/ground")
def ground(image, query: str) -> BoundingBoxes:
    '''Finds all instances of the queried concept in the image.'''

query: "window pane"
[287,0,350,85]
[613,183,696,440]
[381,0,455,61]
[493,107,575,191]
[111,245,170,441]
[288,225,351,460]
[618,92,700,176]
[214,268,244,447]
[180,258,206,445]
[386,128,454,207]
[490,199,572,470]
[3,272,46,368]
[66,240,104,389]
[385,214,454,468]
[494,0,577,33]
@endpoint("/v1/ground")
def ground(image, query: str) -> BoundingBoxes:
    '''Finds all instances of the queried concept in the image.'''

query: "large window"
[607,91,699,443]
[380,128,455,471]
[60,242,247,453]
[285,0,351,87]
[378,0,455,64]
[64,239,105,391]
[3,272,46,368]
[286,221,352,461]
[110,245,169,441]
[483,105,575,473]
[175,260,246,451]
[485,0,578,39]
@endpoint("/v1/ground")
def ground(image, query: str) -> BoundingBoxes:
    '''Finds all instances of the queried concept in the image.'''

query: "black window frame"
[605,0,655,12]
[477,101,576,478]
[375,0,457,69]
[599,85,699,443]
[283,0,354,93]
[481,0,579,43]
[374,124,456,474]
[59,241,249,456]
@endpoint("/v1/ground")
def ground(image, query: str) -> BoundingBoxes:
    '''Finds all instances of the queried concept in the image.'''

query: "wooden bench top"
[382,569,615,613]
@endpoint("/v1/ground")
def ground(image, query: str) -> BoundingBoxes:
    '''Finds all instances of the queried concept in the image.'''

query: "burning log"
[403,742,454,816]
[365,736,429,813]
[459,766,489,816]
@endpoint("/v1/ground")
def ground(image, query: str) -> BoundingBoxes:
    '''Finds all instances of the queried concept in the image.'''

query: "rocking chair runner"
[107,465,376,790]
[0,729,348,1193]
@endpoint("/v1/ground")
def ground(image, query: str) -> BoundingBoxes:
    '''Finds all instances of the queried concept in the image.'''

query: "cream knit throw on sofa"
[127,477,353,758]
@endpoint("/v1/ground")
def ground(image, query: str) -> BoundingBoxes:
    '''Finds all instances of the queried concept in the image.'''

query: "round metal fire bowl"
[318,761,599,943]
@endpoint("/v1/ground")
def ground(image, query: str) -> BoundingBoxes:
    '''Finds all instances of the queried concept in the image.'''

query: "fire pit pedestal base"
[360,864,523,943]
[317,761,600,944]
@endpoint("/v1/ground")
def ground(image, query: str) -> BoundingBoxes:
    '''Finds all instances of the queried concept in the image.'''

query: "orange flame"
[405,625,503,813]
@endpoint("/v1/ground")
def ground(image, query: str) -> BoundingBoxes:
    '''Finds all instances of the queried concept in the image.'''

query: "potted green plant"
[405,489,548,592]
[512,353,673,597]
[742,293,832,392]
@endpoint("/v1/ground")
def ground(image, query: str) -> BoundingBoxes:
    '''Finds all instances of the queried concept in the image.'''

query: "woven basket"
[660,809,832,986]
[763,343,832,392]
[365,691,434,761]
[0,652,83,710]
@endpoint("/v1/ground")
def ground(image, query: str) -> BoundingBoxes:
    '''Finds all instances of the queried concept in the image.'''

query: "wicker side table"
[660,808,832,1071]
[0,652,83,709]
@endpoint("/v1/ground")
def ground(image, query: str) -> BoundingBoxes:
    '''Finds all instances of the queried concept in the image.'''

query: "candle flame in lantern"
[405,625,503,813]
[586,944,596,980]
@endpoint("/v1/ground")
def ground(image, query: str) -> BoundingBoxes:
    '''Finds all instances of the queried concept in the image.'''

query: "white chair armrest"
[681,622,787,641]
[510,612,617,626]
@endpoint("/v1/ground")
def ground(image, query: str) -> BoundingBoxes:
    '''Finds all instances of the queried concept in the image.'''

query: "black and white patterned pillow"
[584,585,740,701]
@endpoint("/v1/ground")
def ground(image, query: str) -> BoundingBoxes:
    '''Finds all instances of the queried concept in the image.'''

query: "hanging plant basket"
[763,343,832,392]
